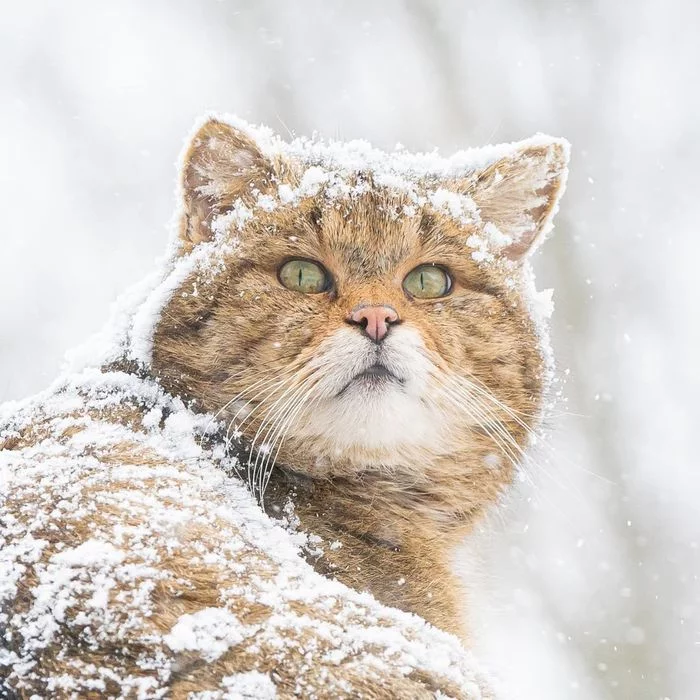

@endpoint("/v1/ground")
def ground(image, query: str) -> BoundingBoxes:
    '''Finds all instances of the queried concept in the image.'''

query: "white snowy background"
[1,1,698,698]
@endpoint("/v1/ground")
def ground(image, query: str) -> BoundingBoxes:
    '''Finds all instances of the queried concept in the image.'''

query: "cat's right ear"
[179,118,272,248]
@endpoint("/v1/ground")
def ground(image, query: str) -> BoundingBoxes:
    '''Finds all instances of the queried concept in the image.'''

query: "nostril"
[347,304,400,342]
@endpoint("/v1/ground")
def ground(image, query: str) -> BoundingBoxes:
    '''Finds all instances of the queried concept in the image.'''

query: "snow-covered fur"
[0,370,499,698]
[1,115,569,698]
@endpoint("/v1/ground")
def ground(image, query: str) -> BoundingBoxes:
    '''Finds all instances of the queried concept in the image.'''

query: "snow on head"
[61,114,567,374]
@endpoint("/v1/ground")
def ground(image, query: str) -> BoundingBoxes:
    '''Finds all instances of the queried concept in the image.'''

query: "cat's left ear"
[179,118,272,248]
[469,137,570,261]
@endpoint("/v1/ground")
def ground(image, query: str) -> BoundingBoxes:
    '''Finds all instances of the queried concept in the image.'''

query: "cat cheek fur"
[285,325,447,456]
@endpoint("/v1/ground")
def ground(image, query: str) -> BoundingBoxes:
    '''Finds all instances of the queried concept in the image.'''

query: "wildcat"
[153,117,568,636]
[0,116,568,698]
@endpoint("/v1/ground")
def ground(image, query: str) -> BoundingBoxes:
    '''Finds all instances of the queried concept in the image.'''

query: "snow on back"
[221,671,277,699]
[1,366,500,697]
[163,607,249,662]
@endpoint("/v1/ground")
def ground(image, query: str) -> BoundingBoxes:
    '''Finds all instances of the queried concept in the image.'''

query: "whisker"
[436,379,525,473]
[256,368,326,499]
[450,372,615,487]
[259,380,323,501]
[246,374,315,495]
[200,363,299,441]
[224,371,299,442]
[436,376,592,507]
[249,358,335,503]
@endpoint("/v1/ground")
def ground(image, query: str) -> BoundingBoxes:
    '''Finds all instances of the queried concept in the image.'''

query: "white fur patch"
[291,326,446,455]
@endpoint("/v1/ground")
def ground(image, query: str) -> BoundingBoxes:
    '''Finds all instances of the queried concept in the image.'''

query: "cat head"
[151,116,569,502]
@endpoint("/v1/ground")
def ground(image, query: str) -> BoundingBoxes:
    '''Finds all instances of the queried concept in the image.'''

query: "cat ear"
[470,138,570,261]
[179,118,272,247]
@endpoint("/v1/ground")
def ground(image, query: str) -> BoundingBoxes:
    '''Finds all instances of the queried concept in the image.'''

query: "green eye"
[403,264,452,299]
[278,259,330,294]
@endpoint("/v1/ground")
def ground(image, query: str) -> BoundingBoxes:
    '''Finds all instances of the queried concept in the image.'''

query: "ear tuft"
[179,118,271,248]
[471,138,570,261]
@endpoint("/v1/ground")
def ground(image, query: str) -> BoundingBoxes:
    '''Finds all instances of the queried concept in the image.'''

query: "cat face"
[151,118,568,495]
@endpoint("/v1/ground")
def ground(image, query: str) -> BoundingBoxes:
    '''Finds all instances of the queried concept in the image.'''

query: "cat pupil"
[420,271,425,290]
[298,267,303,286]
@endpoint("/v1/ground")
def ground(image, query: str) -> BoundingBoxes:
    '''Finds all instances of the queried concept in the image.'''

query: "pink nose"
[348,304,400,342]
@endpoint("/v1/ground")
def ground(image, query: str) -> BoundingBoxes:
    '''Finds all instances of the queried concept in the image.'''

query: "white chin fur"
[292,326,445,453]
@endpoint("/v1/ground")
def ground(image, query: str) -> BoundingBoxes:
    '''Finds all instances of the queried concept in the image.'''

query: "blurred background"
[1,1,698,697]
